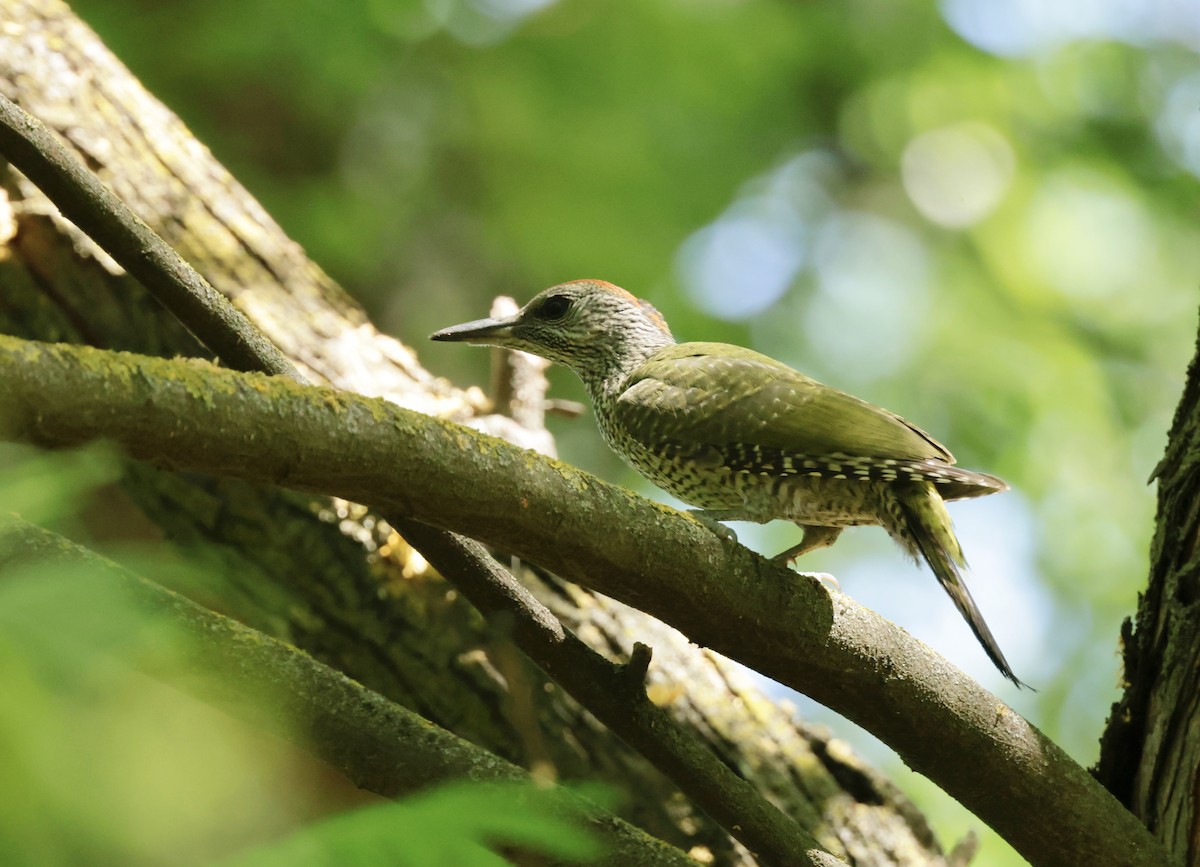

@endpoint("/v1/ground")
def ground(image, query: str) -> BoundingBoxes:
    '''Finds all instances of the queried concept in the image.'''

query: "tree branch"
[389,520,844,867]
[0,517,699,867]
[0,92,300,381]
[0,333,1169,867]
[0,89,837,867]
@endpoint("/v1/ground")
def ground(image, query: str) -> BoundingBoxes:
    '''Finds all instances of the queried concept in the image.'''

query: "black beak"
[429,314,520,344]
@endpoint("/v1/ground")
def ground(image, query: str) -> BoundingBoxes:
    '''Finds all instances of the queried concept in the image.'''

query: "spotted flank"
[714,445,1007,492]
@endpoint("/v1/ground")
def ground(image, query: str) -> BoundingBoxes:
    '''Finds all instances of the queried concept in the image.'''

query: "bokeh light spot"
[902,123,1016,228]
[678,215,805,321]
[1025,172,1154,300]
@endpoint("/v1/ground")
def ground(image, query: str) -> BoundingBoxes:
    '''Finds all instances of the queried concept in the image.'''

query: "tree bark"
[0,1,957,864]
[1097,315,1200,866]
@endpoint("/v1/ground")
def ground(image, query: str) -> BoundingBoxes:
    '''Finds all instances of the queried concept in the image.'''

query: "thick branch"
[0,334,1169,867]
[0,517,694,867]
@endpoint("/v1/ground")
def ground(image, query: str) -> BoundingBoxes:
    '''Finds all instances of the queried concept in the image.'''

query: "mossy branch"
[0,333,1169,867]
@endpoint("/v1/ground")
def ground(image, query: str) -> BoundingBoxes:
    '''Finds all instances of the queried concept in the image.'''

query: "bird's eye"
[534,294,572,321]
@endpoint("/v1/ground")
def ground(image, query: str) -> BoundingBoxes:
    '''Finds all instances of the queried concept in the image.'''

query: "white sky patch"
[677,151,838,322]
[678,215,806,321]
[942,0,1200,57]
[424,0,558,44]
[1155,70,1200,180]
[804,213,930,384]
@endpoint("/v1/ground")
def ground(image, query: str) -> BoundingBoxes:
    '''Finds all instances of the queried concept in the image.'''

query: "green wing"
[615,342,954,464]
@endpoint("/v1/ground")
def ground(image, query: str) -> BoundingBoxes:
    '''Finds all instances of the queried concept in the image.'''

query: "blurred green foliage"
[0,449,604,866]
[36,0,1200,862]
[0,449,306,865]
[224,781,606,867]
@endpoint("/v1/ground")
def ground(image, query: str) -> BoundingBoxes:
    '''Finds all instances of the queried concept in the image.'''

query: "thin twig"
[0,93,300,381]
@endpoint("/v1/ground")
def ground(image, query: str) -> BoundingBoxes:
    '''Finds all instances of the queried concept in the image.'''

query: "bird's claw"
[800,571,840,593]
[769,554,840,591]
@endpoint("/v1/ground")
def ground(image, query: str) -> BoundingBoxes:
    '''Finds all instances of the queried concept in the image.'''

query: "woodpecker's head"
[431,280,675,386]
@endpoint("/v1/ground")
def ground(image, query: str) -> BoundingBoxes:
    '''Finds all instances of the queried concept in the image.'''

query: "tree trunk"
[1097,317,1200,866]
[0,1,956,863]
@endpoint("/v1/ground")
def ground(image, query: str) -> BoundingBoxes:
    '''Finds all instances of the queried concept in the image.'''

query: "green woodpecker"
[432,279,1023,687]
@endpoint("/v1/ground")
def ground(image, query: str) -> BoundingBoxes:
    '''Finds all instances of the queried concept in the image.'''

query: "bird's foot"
[770,548,800,566]
[686,509,739,545]
[771,525,843,564]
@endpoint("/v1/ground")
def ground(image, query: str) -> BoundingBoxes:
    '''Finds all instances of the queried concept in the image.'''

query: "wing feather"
[615,342,954,465]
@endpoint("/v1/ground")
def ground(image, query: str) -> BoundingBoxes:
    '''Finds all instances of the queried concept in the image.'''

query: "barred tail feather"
[898,484,1028,689]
